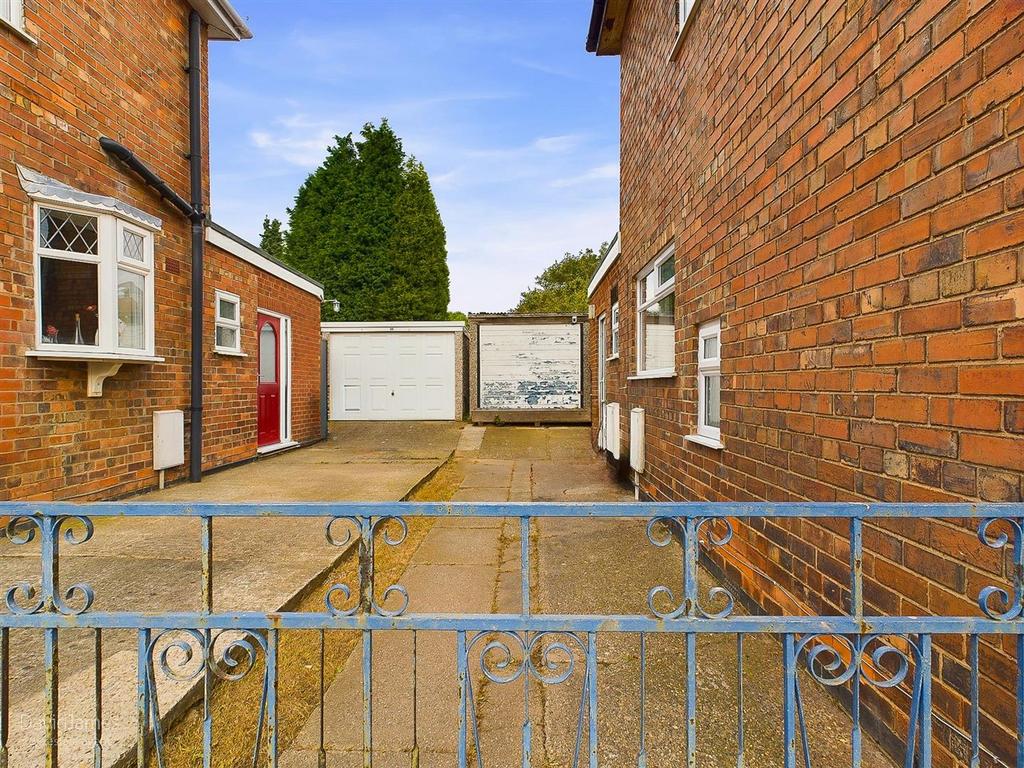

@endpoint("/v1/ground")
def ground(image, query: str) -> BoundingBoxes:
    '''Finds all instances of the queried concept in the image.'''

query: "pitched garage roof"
[206,222,324,299]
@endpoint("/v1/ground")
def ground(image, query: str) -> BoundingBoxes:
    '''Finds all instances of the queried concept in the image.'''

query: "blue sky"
[208,1,620,313]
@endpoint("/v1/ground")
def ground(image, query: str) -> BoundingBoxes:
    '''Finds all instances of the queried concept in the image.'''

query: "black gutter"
[100,10,207,484]
[187,10,205,483]
[586,0,608,52]
[98,138,194,218]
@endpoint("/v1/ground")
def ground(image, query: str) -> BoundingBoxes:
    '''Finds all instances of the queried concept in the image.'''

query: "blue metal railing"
[0,502,1022,768]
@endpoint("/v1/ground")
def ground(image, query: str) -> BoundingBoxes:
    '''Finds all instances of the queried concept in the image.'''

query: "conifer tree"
[259,216,287,261]
[283,120,449,321]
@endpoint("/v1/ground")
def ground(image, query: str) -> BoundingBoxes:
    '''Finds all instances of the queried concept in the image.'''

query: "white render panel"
[479,324,582,410]
[328,332,456,420]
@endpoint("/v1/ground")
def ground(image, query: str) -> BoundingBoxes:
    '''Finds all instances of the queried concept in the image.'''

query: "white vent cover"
[630,408,646,473]
[605,402,621,459]
[153,410,185,471]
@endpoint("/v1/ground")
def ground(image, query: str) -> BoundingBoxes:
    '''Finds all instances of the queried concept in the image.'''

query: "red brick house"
[0,0,324,502]
[587,0,1023,763]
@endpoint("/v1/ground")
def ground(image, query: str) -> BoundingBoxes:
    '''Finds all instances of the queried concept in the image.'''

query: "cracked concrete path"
[0,422,462,768]
[281,426,895,767]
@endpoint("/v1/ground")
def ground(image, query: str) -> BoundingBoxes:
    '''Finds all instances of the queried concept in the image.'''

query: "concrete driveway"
[153,421,464,502]
[1,421,463,768]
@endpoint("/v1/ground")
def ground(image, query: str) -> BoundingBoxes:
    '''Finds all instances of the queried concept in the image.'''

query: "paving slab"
[282,426,628,766]
[0,422,462,768]
[281,426,896,767]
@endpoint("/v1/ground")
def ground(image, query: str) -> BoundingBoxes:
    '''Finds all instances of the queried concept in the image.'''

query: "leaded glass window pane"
[122,229,145,262]
[39,208,99,255]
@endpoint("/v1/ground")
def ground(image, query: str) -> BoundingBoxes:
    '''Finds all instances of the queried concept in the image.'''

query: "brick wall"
[0,0,206,501]
[590,0,1024,763]
[0,2,322,502]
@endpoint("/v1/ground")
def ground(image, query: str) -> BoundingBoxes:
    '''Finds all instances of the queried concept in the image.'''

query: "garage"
[468,313,590,424]
[323,322,466,421]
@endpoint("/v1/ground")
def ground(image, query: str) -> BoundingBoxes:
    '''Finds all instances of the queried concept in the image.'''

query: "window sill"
[27,349,163,397]
[0,17,37,45]
[606,354,620,362]
[215,349,247,358]
[685,433,724,451]
[628,370,677,381]
[27,349,164,364]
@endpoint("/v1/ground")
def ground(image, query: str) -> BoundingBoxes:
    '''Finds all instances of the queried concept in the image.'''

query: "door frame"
[256,308,292,452]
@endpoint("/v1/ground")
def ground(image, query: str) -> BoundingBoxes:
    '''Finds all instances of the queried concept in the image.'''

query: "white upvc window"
[34,204,156,358]
[696,318,722,442]
[214,290,243,354]
[670,0,700,58]
[609,301,620,359]
[0,0,31,41]
[635,245,676,376]
[675,0,696,32]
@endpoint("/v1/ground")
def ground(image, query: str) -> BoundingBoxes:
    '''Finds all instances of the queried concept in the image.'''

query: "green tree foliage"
[283,120,450,321]
[259,216,288,261]
[512,242,610,314]
[446,310,468,322]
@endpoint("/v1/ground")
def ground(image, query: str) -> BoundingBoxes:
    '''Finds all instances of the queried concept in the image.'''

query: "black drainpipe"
[187,10,205,483]
[101,10,206,483]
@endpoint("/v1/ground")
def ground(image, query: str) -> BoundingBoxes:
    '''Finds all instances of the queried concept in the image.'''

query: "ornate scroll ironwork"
[323,515,410,617]
[977,517,1024,621]
[4,515,95,616]
[646,516,734,619]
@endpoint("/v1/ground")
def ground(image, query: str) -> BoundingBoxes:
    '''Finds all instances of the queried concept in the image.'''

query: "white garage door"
[479,324,582,410]
[329,333,456,420]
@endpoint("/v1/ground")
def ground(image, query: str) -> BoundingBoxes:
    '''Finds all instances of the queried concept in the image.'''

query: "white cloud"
[550,162,620,188]
[533,134,585,153]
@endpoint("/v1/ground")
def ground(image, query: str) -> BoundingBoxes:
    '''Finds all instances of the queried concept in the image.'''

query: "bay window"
[34,204,156,358]
[635,245,676,376]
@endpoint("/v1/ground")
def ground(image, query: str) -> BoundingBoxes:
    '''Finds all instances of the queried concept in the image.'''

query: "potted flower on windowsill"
[41,324,59,344]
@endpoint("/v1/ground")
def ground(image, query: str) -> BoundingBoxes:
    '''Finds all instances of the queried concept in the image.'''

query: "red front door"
[257,313,281,447]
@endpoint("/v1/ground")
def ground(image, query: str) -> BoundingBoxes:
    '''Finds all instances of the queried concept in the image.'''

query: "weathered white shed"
[467,313,590,424]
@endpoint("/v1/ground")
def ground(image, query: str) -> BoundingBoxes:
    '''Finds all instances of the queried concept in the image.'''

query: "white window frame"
[634,245,676,378]
[214,290,243,355]
[609,301,620,360]
[670,0,700,59]
[0,0,34,43]
[32,203,157,359]
[695,318,722,444]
